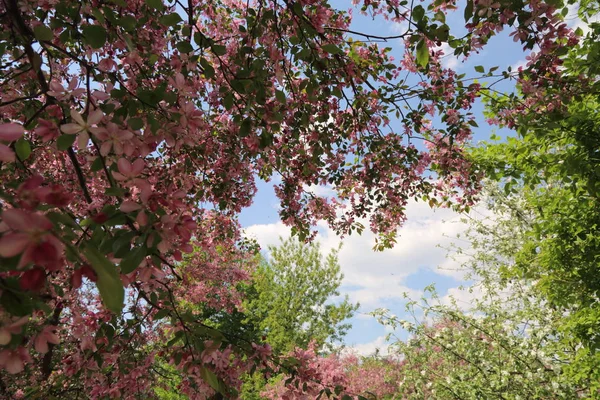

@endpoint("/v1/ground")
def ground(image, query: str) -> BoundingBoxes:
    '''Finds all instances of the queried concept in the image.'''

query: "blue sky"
[237,1,588,355]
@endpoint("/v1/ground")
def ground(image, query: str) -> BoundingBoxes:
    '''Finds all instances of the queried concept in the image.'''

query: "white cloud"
[565,3,600,36]
[243,221,292,251]
[344,335,390,356]
[440,285,484,311]
[432,42,461,69]
[390,20,409,35]
[244,199,473,310]
[509,59,527,72]
[302,183,336,198]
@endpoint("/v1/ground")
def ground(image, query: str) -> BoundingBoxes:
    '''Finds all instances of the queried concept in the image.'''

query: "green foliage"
[468,11,600,393]
[82,245,124,314]
[245,237,358,355]
[374,184,595,398]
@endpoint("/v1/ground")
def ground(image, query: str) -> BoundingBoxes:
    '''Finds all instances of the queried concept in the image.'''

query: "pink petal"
[120,201,142,213]
[119,130,134,140]
[112,172,128,181]
[92,90,110,101]
[117,158,132,175]
[0,123,24,142]
[34,335,49,354]
[131,159,145,176]
[89,126,106,136]
[136,210,148,226]
[100,141,112,156]
[0,144,15,162]
[0,350,8,365]
[47,331,60,345]
[0,329,11,345]
[77,131,90,149]
[0,233,29,258]
[87,109,104,125]
[48,81,64,93]
[32,214,53,231]
[60,124,83,135]
[67,78,77,90]
[45,234,65,255]
[4,352,24,374]
[1,209,32,231]
[69,109,85,126]
[7,316,29,332]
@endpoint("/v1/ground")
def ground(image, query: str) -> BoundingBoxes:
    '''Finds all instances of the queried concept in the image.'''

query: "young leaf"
[322,44,342,54]
[83,245,125,314]
[33,25,53,41]
[199,367,226,394]
[145,0,164,10]
[57,134,76,150]
[15,139,31,160]
[82,25,107,49]
[159,13,182,26]
[416,39,430,68]
[119,245,147,274]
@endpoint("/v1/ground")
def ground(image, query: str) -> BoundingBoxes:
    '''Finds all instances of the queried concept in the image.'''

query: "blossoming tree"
[0,0,585,397]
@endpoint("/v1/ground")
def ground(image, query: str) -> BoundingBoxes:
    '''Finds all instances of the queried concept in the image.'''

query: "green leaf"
[176,41,194,53]
[145,0,164,10]
[475,65,485,73]
[33,25,53,41]
[90,156,104,172]
[200,57,215,79]
[416,39,429,68]
[128,117,144,130]
[83,245,125,314]
[119,245,147,274]
[223,93,234,110]
[322,44,342,54]
[105,187,127,197]
[118,15,137,31]
[212,45,227,56]
[464,0,474,21]
[199,367,226,394]
[0,287,35,316]
[91,8,106,24]
[275,90,286,103]
[167,330,185,347]
[159,13,182,26]
[82,25,107,49]
[193,32,210,48]
[57,134,76,150]
[412,5,425,22]
[154,309,169,320]
[239,119,252,136]
[15,139,31,160]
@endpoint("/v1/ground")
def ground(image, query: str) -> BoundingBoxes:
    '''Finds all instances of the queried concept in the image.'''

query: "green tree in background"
[471,5,600,389]
[246,237,358,354]
[232,237,357,399]
[373,183,592,398]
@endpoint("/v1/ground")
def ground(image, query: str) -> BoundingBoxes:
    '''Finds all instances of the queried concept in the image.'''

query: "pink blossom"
[60,109,105,149]
[113,158,145,181]
[0,316,29,345]
[34,325,60,354]
[47,79,85,100]
[0,144,15,162]
[0,209,64,270]
[34,119,60,142]
[0,347,31,374]
[0,123,24,142]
